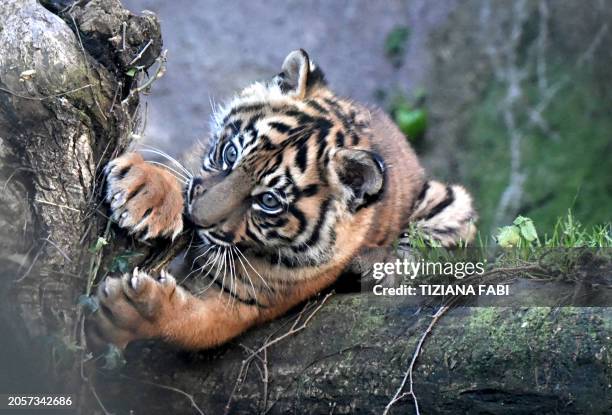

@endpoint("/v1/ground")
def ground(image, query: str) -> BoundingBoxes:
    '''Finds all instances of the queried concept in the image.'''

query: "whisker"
[233,246,259,303]
[140,147,193,177]
[218,248,228,303]
[234,246,272,293]
[181,244,217,283]
[139,146,193,177]
[195,248,224,295]
[190,243,217,270]
[182,232,196,260]
[228,247,237,308]
[145,160,189,183]
[197,246,223,279]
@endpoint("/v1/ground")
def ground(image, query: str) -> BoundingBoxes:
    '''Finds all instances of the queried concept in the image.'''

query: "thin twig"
[43,236,72,263]
[120,375,205,415]
[2,166,35,191]
[13,239,48,283]
[253,292,332,356]
[383,305,450,415]
[224,293,333,414]
[86,218,112,295]
[34,198,81,212]
[0,84,92,101]
[107,81,122,115]
[88,383,114,415]
[121,22,127,52]
[129,39,153,65]
[121,50,168,106]
[261,346,269,413]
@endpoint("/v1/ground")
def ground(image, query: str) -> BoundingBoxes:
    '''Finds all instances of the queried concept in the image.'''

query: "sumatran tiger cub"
[86,50,476,351]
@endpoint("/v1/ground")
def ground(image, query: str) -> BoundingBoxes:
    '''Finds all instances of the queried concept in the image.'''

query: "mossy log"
[92,298,610,415]
[0,1,610,415]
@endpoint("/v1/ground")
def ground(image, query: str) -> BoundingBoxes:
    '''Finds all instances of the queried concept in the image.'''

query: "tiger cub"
[86,50,476,351]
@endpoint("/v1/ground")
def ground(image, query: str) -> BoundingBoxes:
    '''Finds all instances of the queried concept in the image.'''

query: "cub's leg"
[105,152,184,239]
[86,269,262,351]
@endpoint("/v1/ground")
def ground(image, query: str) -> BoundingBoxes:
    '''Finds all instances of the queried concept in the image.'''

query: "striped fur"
[407,180,478,247]
[87,50,477,351]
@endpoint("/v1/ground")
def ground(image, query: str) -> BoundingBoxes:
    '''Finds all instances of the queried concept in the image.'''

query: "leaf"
[385,26,410,58]
[111,256,130,273]
[513,215,538,242]
[396,108,427,139]
[496,225,521,248]
[108,251,144,274]
[109,251,143,273]
[89,237,108,253]
[77,294,99,314]
[102,344,126,370]
[125,67,137,77]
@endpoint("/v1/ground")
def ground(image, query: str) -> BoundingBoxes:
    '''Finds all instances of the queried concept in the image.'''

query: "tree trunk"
[0,0,163,408]
[0,1,609,414]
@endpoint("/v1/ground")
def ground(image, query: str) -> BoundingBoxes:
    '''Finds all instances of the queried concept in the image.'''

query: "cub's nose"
[188,177,206,202]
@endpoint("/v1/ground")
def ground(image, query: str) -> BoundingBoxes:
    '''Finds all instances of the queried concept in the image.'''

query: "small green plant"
[389,93,428,140]
[384,26,410,66]
[88,236,108,253]
[109,250,144,274]
[496,215,539,249]
[496,212,611,250]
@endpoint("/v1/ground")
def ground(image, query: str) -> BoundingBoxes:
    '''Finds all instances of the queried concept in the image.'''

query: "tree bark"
[0,0,163,408]
[0,1,610,414]
[111,302,610,415]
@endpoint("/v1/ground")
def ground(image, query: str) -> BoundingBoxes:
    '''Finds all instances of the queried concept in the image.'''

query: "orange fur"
[105,153,184,239]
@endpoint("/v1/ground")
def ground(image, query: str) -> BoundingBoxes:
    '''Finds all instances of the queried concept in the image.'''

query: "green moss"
[462,68,612,236]
[448,307,611,384]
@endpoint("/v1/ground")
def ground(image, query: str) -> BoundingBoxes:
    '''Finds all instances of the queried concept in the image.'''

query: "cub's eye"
[223,143,238,166]
[258,192,282,213]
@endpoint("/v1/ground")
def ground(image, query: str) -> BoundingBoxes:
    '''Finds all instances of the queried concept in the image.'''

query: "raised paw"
[86,269,180,352]
[105,152,184,239]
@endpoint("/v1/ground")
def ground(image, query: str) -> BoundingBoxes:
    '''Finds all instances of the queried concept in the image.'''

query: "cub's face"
[186,50,385,267]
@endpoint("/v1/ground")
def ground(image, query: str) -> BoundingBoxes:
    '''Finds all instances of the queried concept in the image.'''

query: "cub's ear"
[333,149,386,213]
[276,49,326,99]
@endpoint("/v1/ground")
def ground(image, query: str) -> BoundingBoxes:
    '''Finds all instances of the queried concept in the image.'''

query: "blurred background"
[123,0,612,238]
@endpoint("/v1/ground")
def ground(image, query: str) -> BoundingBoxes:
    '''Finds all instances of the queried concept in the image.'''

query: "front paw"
[105,152,184,239]
[85,269,179,352]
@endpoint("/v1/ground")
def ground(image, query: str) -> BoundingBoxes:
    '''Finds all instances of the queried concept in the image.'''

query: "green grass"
[402,211,610,282]
[543,210,611,248]
[404,210,610,262]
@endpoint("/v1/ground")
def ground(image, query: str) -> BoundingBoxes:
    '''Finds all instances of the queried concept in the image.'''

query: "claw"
[119,211,131,228]
[103,161,115,177]
[130,274,140,290]
[111,192,126,209]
